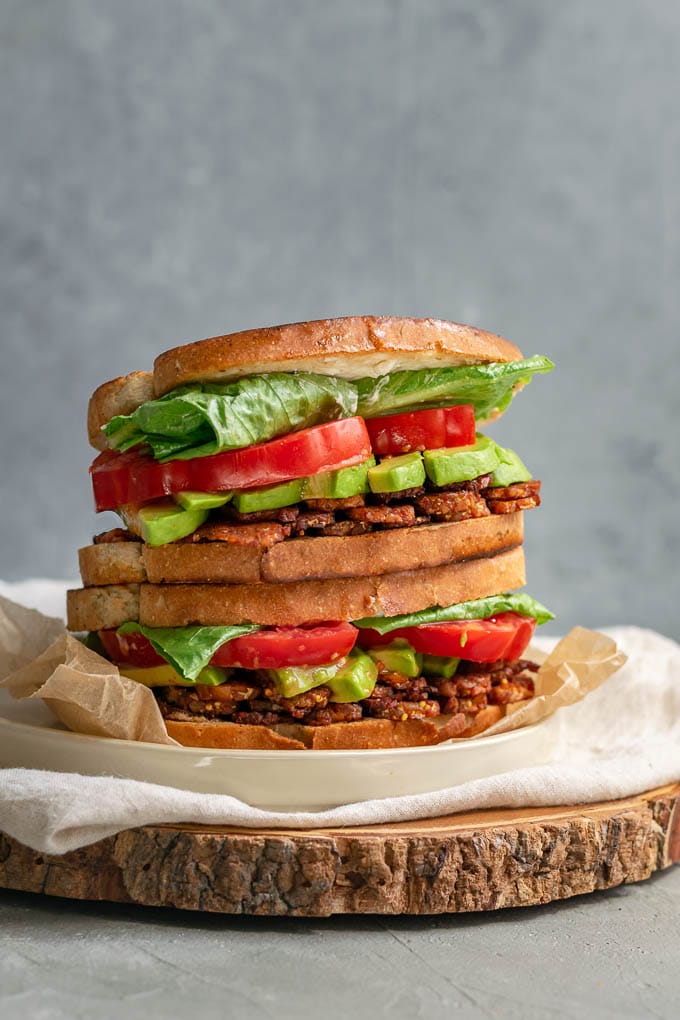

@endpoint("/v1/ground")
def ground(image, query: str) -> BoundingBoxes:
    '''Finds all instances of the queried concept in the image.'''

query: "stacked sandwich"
[67,316,554,749]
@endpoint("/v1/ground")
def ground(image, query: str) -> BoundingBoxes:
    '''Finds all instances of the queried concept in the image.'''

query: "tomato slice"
[357,612,536,663]
[99,622,358,671]
[99,628,166,667]
[365,404,475,456]
[91,417,372,511]
[211,623,358,669]
[90,450,190,510]
[502,614,537,659]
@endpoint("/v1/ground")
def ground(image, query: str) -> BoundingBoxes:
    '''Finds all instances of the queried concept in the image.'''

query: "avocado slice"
[266,661,341,699]
[118,663,230,687]
[423,434,500,487]
[267,653,378,702]
[366,640,422,677]
[490,446,532,486]
[303,457,376,499]
[120,501,209,547]
[175,491,233,511]
[368,452,426,494]
[421,654,460,679]
[327,653,378,703]
[233,477,305,514]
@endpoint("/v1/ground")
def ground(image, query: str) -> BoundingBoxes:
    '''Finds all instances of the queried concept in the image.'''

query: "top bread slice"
[153,316,523,392]
[88,316,523,450]
[88,371,156,452]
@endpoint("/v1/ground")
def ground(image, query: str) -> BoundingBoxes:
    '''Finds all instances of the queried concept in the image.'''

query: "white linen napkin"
[0,581,678,855]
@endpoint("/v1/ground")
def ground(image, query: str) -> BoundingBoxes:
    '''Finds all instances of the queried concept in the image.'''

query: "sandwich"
[67,316,554,750]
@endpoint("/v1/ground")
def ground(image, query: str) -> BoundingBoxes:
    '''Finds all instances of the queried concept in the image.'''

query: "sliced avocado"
[175,491,233,511]
[423,434,500,487]
[267,661,341,699]
[233,478,305,514]
[303,457,376,499]
[421,654,460,679]
[118,663,230,687]
[120,500,209,547]
[327,652,378,703]
[491,446,532,486]
[366,640,422,678]
[368,452,426,494]
[267,653,378,702]
[193,665,231,686]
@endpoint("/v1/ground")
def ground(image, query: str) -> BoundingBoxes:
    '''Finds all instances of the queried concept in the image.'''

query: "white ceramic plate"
[0,689,556,811]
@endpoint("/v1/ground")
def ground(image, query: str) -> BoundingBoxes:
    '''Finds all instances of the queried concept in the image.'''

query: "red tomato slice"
[99,622,358,671]
[211,623,358,670]
[90,450,191,510]
[357,613,536,663]
[355,629,395,649]
[502,614,537,659]
[99,628,166,667]
[365,404,475,456]
[91,417,372,511]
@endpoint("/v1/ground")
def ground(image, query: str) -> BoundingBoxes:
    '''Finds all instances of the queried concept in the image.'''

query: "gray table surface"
[2,869,679,1020]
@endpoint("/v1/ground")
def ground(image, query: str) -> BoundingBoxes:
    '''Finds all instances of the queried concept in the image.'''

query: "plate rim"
[0,703,551,760]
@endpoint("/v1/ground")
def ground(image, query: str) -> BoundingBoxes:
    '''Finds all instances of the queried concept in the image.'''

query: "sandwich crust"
[80,542,146,586]
[66,546,526,630]
[66,584,141,631]
[78,515,524,588]
[88,371,155,451]
[153,316,523,394]
[162,709,501,751]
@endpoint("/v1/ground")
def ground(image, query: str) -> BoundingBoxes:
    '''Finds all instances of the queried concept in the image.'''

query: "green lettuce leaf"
[117,622,260,681]
[354,593,555,635]
[103,373,358,461]
[355,356,553,421]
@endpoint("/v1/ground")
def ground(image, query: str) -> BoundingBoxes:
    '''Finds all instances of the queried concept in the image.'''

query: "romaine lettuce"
[103,373,358,461]
[356,356,553,420]
[102,357,552,462]
[354,593,555,634]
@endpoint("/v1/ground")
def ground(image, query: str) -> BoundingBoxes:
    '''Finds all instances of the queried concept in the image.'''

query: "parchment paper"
[0,597,175,744]
[0,593,626,745]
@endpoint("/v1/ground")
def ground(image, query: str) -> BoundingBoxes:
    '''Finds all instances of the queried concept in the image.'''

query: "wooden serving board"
[1,784,678,917]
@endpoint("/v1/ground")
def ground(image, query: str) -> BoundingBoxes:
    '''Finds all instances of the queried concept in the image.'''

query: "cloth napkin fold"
[0,582,678,855]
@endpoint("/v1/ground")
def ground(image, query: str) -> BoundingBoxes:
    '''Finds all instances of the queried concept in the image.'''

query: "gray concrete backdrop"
[1,1,679,639]
[2,872,680,1020]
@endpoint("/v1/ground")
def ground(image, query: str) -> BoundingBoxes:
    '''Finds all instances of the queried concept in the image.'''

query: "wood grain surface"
[1,784,678,917]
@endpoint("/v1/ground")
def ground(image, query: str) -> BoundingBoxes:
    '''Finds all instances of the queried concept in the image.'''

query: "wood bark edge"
[1,784,678,917]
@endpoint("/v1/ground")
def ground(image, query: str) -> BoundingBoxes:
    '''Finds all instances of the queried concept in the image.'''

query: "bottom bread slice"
[66,546,526,629]
[163,707,503,750]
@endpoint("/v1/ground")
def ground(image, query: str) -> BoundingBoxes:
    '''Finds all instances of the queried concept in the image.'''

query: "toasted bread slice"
[66,584,141,630]
[79,515,524,588]
[66,545,525,630]
[88,371,155,451]
[153,315,523,393]
[162,706,503,750]
[80,542,146,585]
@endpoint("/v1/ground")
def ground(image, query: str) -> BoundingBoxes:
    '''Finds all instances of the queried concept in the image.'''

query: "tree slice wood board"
[1,784,678,917]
